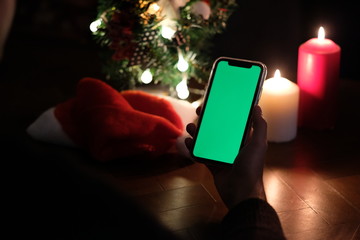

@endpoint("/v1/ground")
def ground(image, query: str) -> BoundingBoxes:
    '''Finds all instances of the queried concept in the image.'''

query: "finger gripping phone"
[191,57,267,165]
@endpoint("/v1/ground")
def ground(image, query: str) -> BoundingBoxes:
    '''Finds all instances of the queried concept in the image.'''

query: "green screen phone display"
[192,58,265,164]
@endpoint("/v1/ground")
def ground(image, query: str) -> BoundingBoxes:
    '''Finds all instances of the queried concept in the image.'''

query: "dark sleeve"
[220,198,286,240]
[4,136,180,240]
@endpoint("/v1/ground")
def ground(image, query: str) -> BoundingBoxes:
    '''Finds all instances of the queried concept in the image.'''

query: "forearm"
[220,198,286,240]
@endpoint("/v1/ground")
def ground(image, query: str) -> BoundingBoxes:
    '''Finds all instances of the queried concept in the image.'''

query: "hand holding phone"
[191,57,267,165]
[186,105,269,207]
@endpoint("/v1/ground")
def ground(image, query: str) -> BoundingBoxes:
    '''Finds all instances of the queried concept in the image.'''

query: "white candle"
[259,70,299,142]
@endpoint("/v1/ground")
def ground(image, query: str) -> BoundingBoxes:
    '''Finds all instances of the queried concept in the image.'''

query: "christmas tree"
[90,0,237,99]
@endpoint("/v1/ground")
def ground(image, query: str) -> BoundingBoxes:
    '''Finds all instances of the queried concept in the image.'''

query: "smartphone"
[191,57,267,165]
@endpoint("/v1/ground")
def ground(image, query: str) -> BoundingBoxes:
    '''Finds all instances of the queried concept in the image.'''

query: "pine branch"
[92,0,237,91]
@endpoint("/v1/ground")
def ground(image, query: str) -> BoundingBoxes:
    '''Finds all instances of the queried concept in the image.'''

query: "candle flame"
[318,27,325,40]
[274,69,281,79]
[264,68,294,94]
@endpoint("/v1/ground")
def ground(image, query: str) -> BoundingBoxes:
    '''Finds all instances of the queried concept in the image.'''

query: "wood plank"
[278,208,329,235]
[136,185,215,214]
[156,164,206,191]
[114,177,164,196]
[353,224,360,240]
[273,168,360,225]
[264,168,309,212]
[326,175,360,212]
[183,162,224,203]
[158,204,218,231]
[285,223,360,240]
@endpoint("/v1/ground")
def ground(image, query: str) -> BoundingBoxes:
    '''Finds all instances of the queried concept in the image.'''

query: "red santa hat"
[27,77,197,162]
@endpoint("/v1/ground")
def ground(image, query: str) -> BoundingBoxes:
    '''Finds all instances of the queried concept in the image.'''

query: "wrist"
[221,179,267,209]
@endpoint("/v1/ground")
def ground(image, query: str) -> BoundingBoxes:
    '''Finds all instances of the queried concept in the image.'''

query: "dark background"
[1,0,359,134]
[4,0,359,82]
[213,0,359,81]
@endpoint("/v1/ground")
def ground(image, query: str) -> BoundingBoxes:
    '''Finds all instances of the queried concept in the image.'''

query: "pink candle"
[297,27,341,130]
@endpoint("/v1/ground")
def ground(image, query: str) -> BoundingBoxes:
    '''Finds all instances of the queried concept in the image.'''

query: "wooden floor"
[103,80,360,240]
[108,153,359,240]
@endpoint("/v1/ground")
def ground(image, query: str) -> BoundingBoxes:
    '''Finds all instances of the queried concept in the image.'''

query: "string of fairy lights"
[89,0,236,99]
